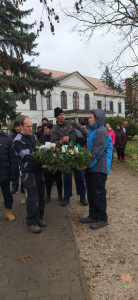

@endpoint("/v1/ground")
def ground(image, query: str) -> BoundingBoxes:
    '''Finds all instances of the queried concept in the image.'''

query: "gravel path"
[68,163,138,300]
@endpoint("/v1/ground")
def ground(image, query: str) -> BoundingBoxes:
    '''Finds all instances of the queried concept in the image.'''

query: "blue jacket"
[87,109,113,175]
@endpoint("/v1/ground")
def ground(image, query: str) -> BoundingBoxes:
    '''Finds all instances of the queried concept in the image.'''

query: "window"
[97,101,102,109]
[73,92,79,109]
[48,120,53,124]
[46,91,52,110]
[118,102,122,113]
[110,101,113,111]
[30,95,37,110]
[84,94,90,110]
[33,123,37,132]
[61,91,67,109]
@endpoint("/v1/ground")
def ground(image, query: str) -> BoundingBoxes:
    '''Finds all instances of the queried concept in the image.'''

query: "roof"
[41,68,124,98]
[85,76,123,97]
[41,69,68,79]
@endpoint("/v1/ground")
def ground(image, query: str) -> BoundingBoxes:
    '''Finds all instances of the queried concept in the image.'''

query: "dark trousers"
[64,169,86,198]
[12,168,19,191]
[21,177,25,193]
[116,148,125,160]
[43,171,62,196]
[0,181,13,209]
[12,179,19,191]
[22,171,46,226]
[85,172,107,222]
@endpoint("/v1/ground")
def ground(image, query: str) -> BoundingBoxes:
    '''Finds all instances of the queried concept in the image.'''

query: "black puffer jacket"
[0,131,19,183]
[115,129,126,148]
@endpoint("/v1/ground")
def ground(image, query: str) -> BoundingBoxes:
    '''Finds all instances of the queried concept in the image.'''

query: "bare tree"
[64,0,138,76]
[11,0,59,35]
[11,0,138,76]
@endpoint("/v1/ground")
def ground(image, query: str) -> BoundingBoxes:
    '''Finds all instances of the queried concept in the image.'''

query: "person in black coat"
[36,117,48,141]
[40,123,63,203]
[9,120,20,194]
[115,124,126,161]
[0,123,19,221]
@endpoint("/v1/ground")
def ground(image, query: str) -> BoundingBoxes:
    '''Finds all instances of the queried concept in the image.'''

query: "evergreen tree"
[115,83,123,93]
[100,66,116,90]
[125,73,138,121]
[0,0,58,123]
[100,66,124,93]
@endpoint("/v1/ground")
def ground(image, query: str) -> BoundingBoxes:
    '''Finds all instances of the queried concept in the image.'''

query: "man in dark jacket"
[13,117,46,234]
[9,120,20,194]
[0,123,19,221]
[51,107,88,207]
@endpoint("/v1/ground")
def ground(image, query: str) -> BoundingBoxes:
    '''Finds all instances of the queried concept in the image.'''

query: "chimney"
[125,78,132,104]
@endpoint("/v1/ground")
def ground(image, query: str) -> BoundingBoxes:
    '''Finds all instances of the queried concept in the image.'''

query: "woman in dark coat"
[0,124,19,221]
[40,123,63,203]
[115,124,126,161]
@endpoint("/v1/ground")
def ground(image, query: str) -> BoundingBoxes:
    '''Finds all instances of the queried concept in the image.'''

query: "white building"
[16,69,125,128]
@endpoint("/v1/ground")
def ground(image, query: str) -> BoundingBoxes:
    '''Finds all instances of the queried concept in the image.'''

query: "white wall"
[16,75,125,126]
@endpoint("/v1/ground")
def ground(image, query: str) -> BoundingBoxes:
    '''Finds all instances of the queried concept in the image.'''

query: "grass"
[116,136,138,172]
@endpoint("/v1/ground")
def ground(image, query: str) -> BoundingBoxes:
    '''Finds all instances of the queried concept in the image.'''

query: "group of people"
[0,108,128,234]
[105,121,128,162]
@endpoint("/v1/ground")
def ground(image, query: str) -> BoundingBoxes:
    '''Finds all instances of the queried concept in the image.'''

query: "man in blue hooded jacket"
[80,109,113,230]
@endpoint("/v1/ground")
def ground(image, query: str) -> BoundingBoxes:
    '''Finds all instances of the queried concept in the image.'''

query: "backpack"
[69,129,86,147]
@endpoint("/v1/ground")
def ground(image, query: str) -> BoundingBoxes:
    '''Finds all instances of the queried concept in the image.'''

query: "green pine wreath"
[33,142,92,173]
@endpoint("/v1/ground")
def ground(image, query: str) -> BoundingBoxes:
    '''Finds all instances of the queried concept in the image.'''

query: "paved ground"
[0,187,91,300]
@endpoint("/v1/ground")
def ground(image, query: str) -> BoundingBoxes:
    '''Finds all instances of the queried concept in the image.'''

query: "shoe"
[80,196,88,206]
[46,195,51,203]
[90,221,108,230]
[11,188,18,195]
[61,197,70,206]
[27,224,41,233]
[6,209,15,222]
[20,194,26,205]
[58,193,63,201]
[80,216,96,223]
[37,219,47,227]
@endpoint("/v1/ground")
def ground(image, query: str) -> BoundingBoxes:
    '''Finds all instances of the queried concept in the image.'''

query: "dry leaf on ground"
[19,255,33,261]
[120,274,133,282]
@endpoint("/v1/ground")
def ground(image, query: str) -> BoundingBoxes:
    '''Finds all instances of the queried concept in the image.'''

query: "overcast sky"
[22,0,131,80]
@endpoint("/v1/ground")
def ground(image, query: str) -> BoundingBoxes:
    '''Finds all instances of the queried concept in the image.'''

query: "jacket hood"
[91,109,105,126]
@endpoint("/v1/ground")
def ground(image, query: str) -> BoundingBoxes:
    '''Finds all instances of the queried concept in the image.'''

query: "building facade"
[16,70,125,127]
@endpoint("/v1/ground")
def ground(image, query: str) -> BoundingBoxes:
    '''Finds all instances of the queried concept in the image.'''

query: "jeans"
[64,169,86,198]
[0,181,13,209]
[12,179,19,191]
